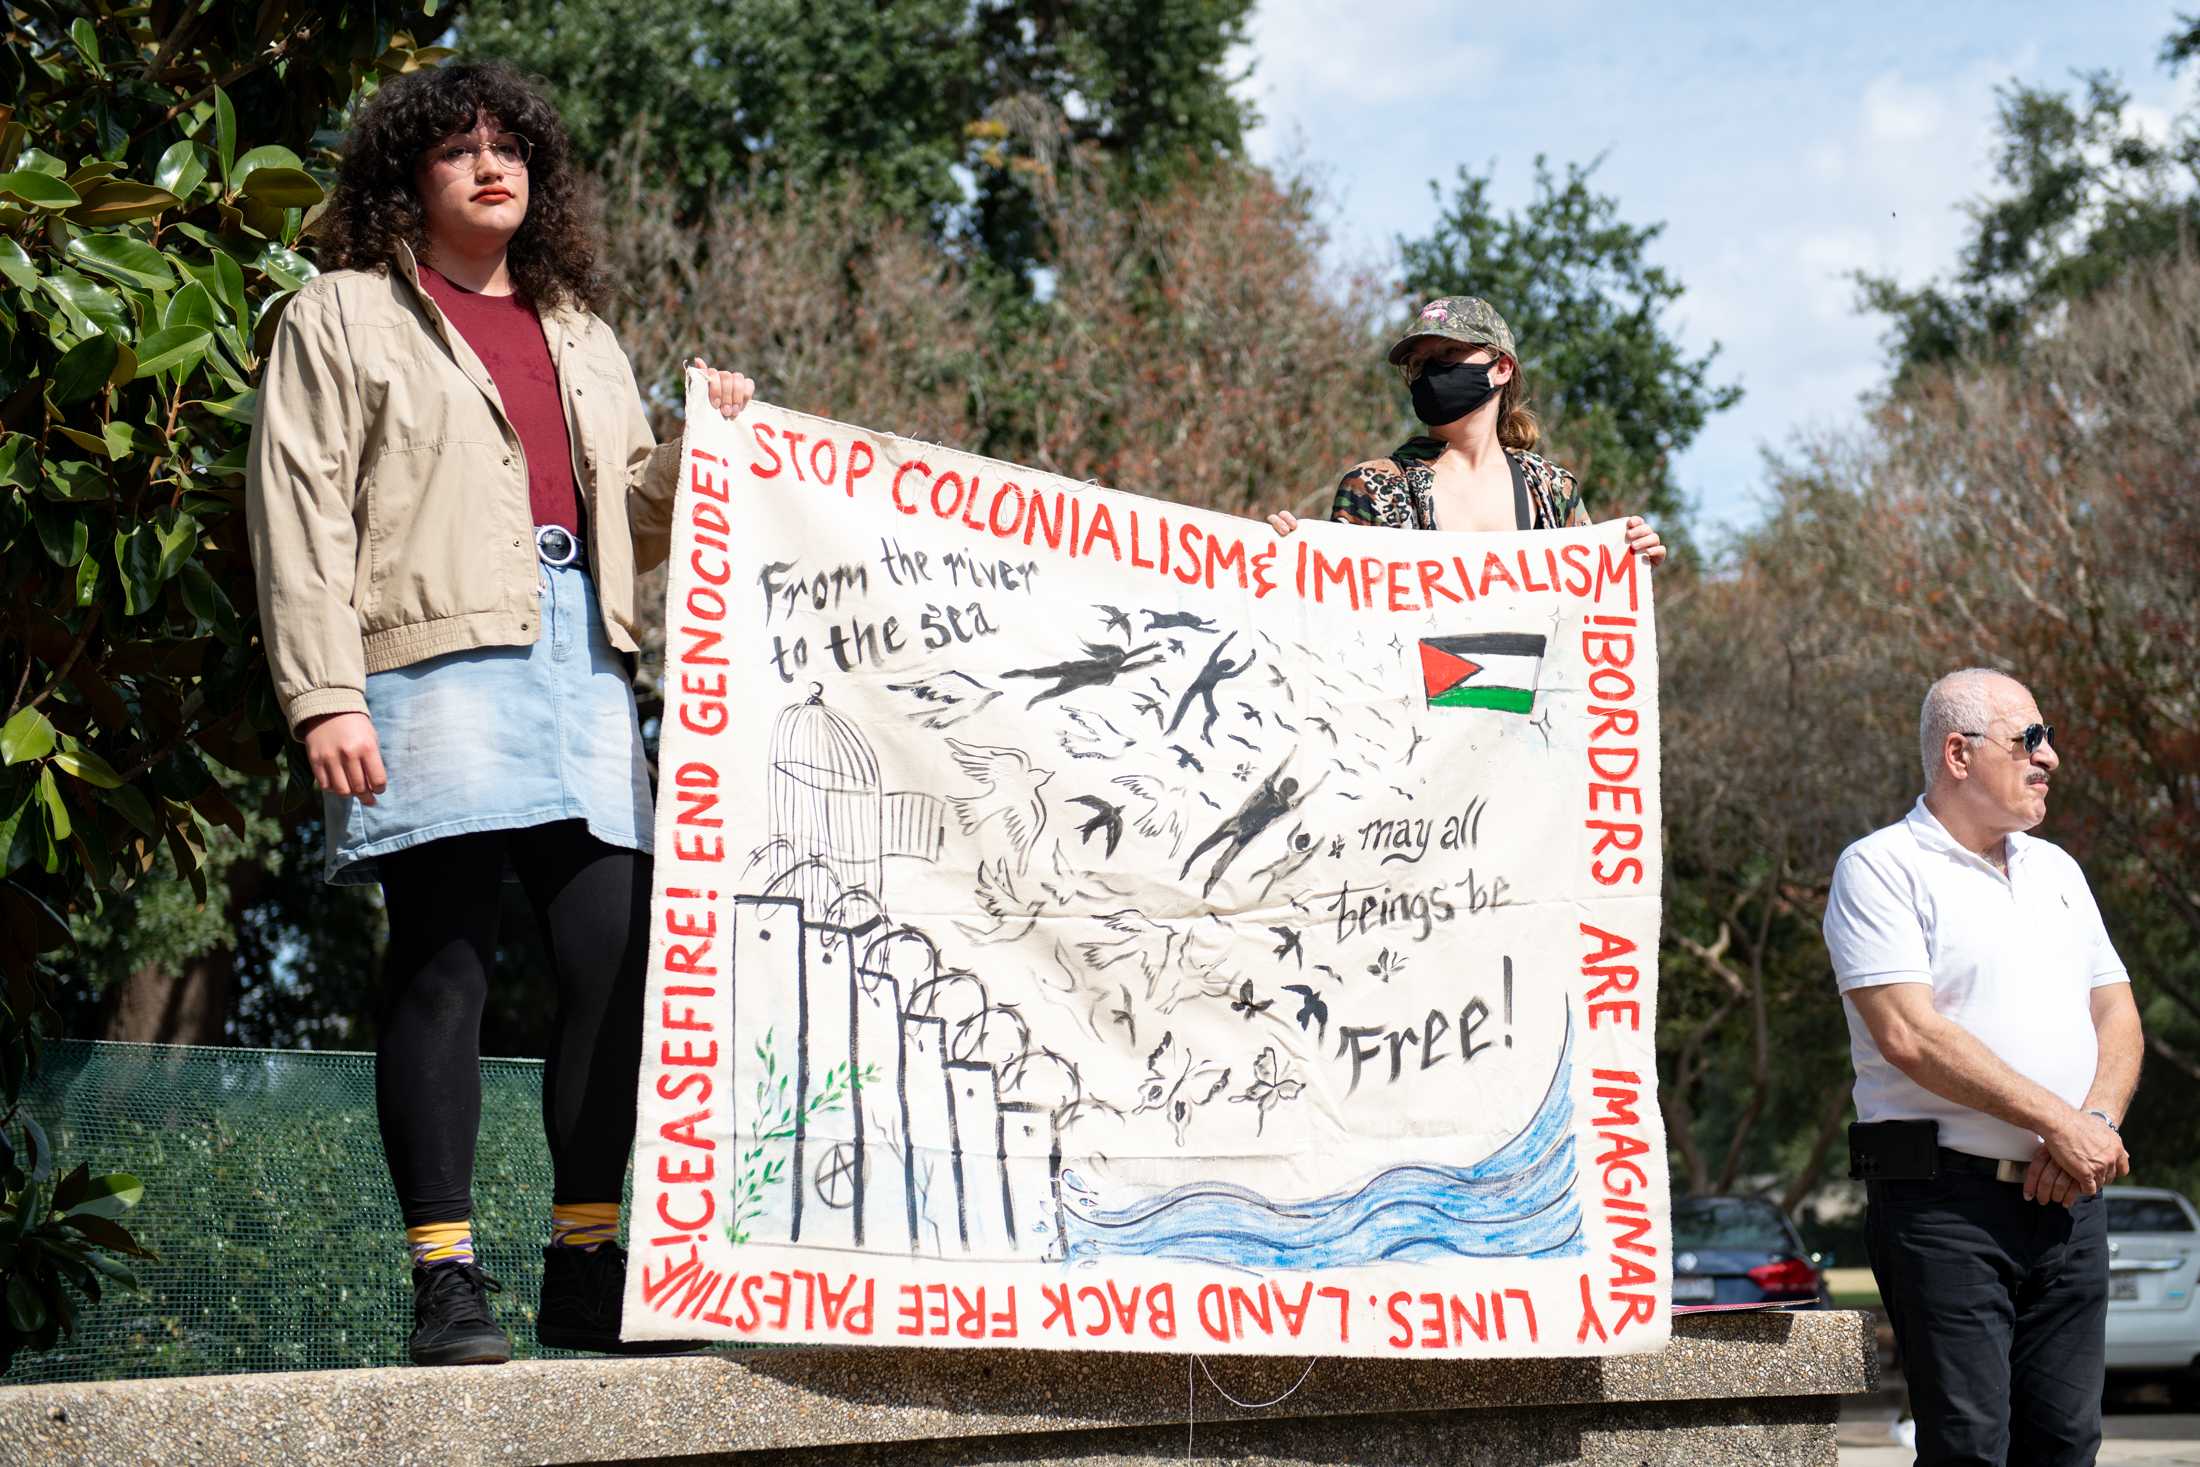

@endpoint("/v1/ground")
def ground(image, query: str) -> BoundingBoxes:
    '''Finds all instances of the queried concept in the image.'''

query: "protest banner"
[626,375,1666,1356]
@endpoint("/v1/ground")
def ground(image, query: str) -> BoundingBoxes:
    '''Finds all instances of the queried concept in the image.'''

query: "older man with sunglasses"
[1825,667,2142,1466]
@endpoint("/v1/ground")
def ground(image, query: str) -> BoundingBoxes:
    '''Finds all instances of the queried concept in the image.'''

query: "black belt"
[1937,1147,2026,1182]
[535,524,585,568]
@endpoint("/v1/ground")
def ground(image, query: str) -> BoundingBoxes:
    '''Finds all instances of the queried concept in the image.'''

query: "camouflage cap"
[1387,296,1516,366]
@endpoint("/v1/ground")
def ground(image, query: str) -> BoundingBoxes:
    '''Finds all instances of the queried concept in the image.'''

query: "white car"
[2105,1185,2200,1404]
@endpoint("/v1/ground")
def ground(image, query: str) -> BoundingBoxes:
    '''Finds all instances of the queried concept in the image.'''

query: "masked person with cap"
[246,61,751,1367]
[1266,297,1664,564]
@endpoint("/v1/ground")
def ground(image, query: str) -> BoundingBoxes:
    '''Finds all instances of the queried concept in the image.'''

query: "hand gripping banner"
[626,376,1668,1357]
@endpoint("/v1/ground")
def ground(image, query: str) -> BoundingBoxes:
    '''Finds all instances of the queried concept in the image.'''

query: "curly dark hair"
[317,61,606,312]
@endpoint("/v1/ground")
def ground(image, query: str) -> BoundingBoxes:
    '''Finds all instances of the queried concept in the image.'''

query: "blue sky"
[1232,2,2194,536]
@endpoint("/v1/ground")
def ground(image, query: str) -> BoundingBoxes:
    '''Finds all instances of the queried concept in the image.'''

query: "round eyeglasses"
[426,135,532,172]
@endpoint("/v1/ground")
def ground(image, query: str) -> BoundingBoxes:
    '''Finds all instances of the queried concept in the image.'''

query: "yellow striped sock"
[550,1202,619,1251]
[408,1221,474,1267]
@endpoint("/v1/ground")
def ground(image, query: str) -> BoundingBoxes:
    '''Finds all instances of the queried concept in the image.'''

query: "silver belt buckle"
[1994,1158,2027,1184]
[535,524,580,567]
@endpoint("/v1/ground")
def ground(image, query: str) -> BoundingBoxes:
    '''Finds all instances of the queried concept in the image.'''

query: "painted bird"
[946,739,1054,874]
[1282,984,1329,1042]
[1068,794,1126,857]
[1229,979,1273,1020]
[955,859,1047,944]
[1095,603,1133,638]
[1058,706,1134,761]
[1110,773,1187,855]
[1267,925,1304,967]
[1077,910,1191,996]
[1168,744,1205,772]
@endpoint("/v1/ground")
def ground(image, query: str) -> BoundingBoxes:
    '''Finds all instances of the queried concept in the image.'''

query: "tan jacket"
[245,243,680,734]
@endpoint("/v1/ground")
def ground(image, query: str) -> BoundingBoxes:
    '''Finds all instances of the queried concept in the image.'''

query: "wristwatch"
[2086,1107,2120,1133]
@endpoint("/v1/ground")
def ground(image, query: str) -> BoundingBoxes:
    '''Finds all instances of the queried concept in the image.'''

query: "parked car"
[1671,1195,1831,1308]
[2105,1185,2200,1404]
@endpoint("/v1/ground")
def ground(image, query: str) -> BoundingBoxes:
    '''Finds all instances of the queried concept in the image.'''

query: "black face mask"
[1409,359,1500,426]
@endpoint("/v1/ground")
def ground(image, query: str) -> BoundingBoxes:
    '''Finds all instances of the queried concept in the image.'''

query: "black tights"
[375,821,649,1228]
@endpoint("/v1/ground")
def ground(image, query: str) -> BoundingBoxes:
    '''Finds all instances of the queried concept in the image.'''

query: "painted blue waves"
[1060,1016,1583,1268]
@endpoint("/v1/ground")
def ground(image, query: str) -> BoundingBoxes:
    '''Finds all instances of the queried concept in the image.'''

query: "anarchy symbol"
[814,1142,863,1209]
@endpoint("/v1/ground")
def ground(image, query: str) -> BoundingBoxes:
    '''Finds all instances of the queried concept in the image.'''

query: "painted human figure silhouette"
[1002,640,1163,709]
[1180,758,1315,899]
[1165,632,1256,746]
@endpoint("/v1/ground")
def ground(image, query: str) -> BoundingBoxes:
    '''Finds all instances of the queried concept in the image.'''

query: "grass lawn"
[1826,1265,1882,1310]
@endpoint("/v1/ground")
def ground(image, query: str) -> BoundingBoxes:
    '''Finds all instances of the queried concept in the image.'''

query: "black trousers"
[375,821,650,1228]
[1867,1170,2108,1467]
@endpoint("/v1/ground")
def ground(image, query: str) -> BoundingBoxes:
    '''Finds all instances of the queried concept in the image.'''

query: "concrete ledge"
[1,1311,1876,1467]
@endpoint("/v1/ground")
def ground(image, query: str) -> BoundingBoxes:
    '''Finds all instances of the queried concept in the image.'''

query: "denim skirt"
[323,563,654,884]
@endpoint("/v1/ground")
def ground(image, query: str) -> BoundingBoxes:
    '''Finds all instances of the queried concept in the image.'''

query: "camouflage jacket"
[1326,440,1588,533]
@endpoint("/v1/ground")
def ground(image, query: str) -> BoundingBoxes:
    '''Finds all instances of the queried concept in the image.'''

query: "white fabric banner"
[625,378,1667,1357]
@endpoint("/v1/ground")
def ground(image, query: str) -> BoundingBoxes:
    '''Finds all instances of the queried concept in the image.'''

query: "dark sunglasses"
[1962,723,2054,754]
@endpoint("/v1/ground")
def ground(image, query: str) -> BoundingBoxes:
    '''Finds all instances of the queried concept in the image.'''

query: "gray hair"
[1919,667,2016,786]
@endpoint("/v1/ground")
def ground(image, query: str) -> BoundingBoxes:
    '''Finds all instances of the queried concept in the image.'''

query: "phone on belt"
[1848,1119,2027,1183]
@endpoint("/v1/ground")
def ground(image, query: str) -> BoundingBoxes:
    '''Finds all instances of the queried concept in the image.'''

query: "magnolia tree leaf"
[64,1172,145,1221]
[152,141,208,201]
[130,326,211,380]
[0,237,35,289]
[30,502,89,566]
[254,244,316,291]
[36,768,71,842]
[50,334,118,405]
[0,707,58,764]
[52,747,125,791]
[163,280,218,332]
[213,87,237,186]
[69,17,105,77]
[40,273,129,340]
[0,171,80,209]
[238,167,323,208]
[0,434,34,486]
[66,182,182,226]
[64,234,175,291]
[230,145,305,189]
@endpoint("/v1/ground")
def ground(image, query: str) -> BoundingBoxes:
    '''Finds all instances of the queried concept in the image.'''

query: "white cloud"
[1234,2,1494,156]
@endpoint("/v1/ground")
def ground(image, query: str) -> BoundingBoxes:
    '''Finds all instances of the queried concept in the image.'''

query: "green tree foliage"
[0,0,450,1373]
[1862,12,2200,379]
[1398,158,1740,527]
[455,0,1256,271]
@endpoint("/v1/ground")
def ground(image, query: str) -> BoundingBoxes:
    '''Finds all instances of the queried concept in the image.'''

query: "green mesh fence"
[6,1039,643,1382]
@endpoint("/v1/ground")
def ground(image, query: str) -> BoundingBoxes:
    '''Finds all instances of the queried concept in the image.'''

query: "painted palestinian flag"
[1418,633,1547,714]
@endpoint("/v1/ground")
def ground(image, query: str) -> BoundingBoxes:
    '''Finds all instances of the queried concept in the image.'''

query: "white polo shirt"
[1823,797,2129,1161]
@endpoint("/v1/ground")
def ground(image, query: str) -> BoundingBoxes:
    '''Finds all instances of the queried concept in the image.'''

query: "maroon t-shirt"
[417,264,581,534]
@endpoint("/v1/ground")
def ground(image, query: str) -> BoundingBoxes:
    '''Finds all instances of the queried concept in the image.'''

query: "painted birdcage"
[769,687,884,922]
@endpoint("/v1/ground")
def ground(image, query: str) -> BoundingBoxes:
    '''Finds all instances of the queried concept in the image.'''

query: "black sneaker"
[537,1244,703,1354]
[409,1261,512,1366]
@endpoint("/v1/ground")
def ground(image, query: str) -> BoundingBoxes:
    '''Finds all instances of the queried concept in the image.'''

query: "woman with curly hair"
[1266,297,1664,565]
[246,61,751,1365]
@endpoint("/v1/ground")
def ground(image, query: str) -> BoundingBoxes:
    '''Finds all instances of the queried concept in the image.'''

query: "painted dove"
[1058,705,1135,761]
[955,858,1047,944]
[1110,773,1186,855]
[946,739,1054,874]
